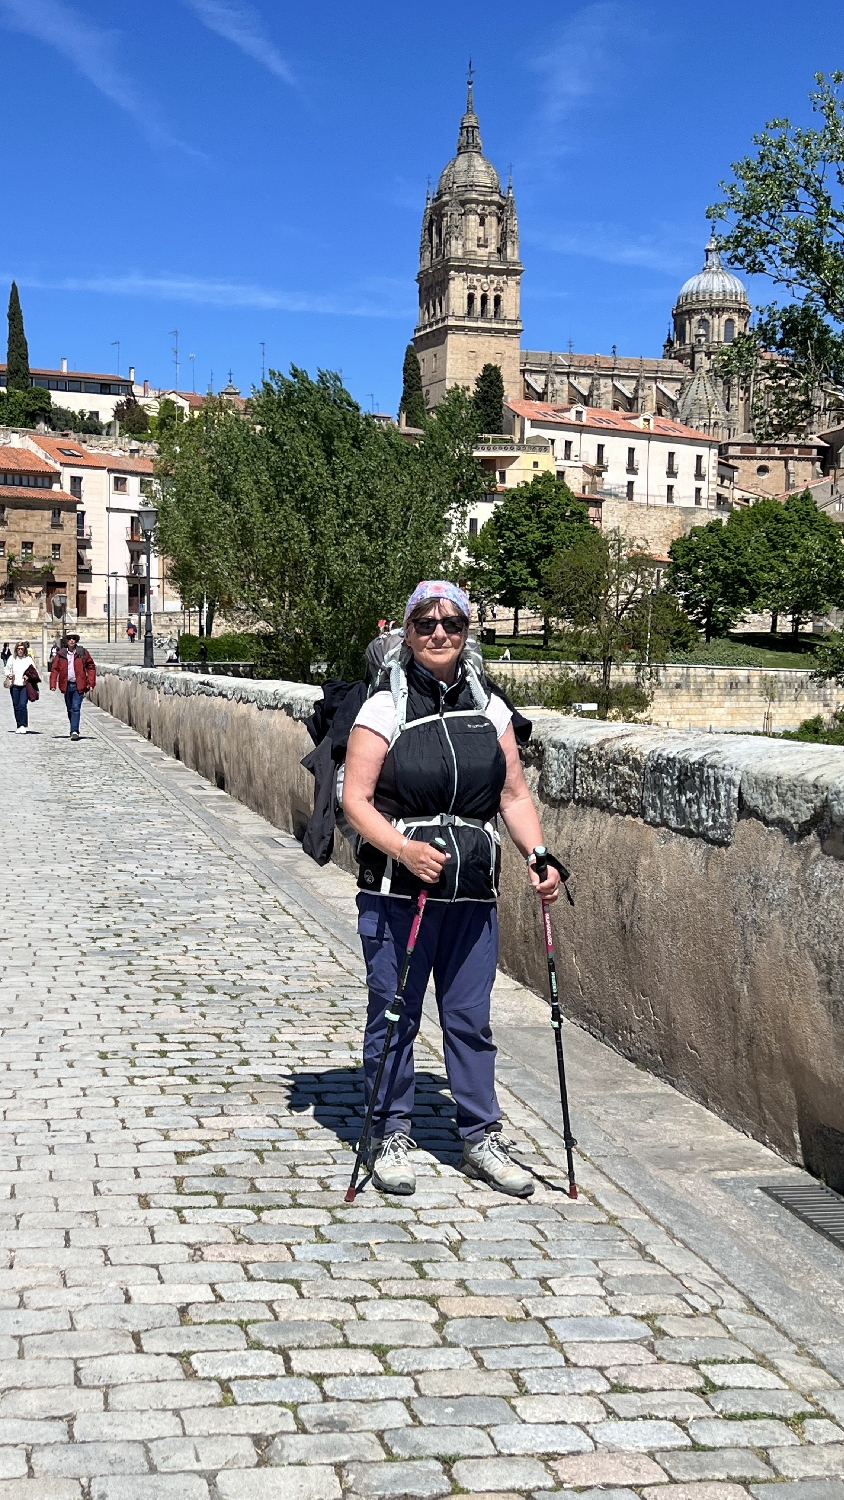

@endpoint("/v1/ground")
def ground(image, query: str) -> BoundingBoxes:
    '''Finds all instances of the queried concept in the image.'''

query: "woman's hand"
[400,839,450,885]
[529,862,560,904]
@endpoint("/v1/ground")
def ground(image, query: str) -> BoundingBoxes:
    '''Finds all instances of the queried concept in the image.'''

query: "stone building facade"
[413,78,523,411]
[0,445,77,616]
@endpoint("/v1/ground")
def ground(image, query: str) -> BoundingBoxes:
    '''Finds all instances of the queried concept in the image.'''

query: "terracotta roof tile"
[26,436,154,473]
[0,486,76,501]
[0,446,58,474]
[508,400,718,442]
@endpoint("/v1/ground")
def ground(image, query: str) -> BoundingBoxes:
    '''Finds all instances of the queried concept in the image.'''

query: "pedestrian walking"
[341,580,560,1198]
[4,641,39,734]
[0,643,10,667]
[126,621,137,643]
[49,632,96,741]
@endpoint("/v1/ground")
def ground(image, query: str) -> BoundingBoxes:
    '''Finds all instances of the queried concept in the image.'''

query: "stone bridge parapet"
[92,666,844,1187]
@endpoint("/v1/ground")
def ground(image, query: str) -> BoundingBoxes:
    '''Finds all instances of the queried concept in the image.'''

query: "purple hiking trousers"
[356,892,501,1143]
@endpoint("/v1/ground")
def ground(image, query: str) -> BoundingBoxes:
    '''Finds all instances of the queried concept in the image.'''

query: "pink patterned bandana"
[403,580,470,626]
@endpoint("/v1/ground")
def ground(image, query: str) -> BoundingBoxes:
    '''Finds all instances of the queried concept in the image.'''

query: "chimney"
[143,379,150,397]
[128,365,135,384]
[60,357,68,374]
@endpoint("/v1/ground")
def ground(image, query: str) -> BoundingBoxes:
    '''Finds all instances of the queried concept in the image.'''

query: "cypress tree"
[6,282,30,392]
[473,362,504,435]
[399,343,426,428]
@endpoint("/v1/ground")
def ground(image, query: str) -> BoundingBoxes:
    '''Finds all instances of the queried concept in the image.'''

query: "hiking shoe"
[462,1132,534,1197]
[70,731,80,741]
[369,1133,416,1195]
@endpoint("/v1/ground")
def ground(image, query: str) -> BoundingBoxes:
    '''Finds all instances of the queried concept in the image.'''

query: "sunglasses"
[412,615,466,637]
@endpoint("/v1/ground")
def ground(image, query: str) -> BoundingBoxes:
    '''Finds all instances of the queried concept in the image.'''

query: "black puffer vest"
[356,659,506,903]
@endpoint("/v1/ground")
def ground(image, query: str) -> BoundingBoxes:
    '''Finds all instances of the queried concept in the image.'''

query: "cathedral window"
[493,294,501,319]
[724,318,735,343]
[480,293,488,317]
[697,318,710,341]
[467,292,475,317]
[477,216,487,247]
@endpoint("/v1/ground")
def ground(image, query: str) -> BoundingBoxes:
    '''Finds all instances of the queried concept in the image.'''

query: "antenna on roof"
[169,329,179,392]
[111,340,120,376]
[189,353,196,393]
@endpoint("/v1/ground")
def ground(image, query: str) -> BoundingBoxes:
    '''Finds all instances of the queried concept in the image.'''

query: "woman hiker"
[342,580,560,1199]
[4,641,40,734]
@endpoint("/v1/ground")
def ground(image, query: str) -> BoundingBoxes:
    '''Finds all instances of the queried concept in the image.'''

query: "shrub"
[490,669,650,721]
[781,709,844,745]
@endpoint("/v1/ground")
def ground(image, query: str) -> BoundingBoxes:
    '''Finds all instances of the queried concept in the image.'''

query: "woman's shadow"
[287,1065,464,1164]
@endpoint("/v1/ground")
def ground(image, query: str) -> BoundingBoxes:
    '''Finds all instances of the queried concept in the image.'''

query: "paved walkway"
[1,687,844,1500]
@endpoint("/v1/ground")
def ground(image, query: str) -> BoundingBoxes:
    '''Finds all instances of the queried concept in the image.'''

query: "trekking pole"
[533,845,578,1199]
[344,837,447,1204]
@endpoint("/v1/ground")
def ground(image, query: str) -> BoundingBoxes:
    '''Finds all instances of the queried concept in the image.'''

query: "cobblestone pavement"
[1,690,844,1500]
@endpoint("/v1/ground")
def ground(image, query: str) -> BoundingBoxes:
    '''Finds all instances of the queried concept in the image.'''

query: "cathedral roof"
[436,79,501,196]
[676,236,749,308]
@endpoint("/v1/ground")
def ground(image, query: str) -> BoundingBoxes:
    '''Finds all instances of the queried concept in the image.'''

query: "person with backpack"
[341,580,560,1199]
[4,641,39,734]
[49,632,96,740]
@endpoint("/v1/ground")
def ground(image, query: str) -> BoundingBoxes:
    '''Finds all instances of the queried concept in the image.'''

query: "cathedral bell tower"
[413,74,523,413]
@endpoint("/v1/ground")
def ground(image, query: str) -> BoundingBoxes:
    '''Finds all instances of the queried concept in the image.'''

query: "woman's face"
[405,600,468,681]
[15,645,25,657]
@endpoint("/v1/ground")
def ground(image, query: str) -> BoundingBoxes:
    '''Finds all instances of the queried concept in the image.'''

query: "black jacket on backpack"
[356,658,507,904]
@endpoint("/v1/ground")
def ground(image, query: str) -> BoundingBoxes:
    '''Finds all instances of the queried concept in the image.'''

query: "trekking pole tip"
[569,1184,578,1200]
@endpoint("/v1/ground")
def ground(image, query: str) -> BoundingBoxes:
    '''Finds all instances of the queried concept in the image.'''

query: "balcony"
[126,529,144,548]
[76,526,92,547]
[666,465,679,478]
[626,462,639,475]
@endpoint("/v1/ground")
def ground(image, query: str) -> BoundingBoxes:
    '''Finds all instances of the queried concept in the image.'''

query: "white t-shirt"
[353,689,512,743]
[6,654,35,687]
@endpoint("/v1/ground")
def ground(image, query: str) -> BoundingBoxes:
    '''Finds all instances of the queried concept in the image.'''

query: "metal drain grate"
[762,1182,844,1250]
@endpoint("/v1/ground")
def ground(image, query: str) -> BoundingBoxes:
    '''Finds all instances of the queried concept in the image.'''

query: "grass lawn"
[480,631,823,671]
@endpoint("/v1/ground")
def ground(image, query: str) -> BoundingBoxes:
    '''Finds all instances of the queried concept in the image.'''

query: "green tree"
[762,490,844,635]
[399,344,426,428]
[546,528,660,712]
[626,590,699,664]
[473,362,505,435]
[812,629,844,684]
[0,386,51,429]
[708,72,844,435]
[470,472,591,640]
[47,406,103,435]
[6,282,30,392]
[156,370,483,678]
[113,394,151,434]
[667,517,758,641]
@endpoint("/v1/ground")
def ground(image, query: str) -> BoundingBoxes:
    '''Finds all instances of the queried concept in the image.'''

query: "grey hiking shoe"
[369,1133,416,1195]
[462,1132,534,1197]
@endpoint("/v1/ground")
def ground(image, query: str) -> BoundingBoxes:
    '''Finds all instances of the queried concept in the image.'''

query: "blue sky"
[0,0,840,412]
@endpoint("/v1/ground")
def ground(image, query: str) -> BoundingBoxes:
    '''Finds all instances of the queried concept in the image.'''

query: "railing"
[666,465,679,477]
[126,529,143,545]
[76,527,92,545]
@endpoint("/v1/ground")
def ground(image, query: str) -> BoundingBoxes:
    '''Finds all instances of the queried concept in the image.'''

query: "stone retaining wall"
[490,660,844,732]
[92,666,844,1186]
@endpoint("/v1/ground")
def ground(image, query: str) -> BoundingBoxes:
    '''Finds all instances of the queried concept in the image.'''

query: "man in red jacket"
[49,632,96,741]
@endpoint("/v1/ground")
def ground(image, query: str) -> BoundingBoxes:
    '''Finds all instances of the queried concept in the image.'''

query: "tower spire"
[457,65,481,154]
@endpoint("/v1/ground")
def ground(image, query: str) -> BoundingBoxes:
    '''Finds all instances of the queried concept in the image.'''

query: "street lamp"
[137,505,158,668]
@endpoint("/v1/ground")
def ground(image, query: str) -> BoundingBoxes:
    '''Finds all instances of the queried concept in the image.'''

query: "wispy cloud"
[0,0,198,155]
[526,2,637,167]
[9,270,409,320]
[182,0,293,84]
[527,222,698,278]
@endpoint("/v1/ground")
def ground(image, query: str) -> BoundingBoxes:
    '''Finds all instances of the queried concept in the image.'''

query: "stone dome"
[676,236,749,307]
[435,82,500,197]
